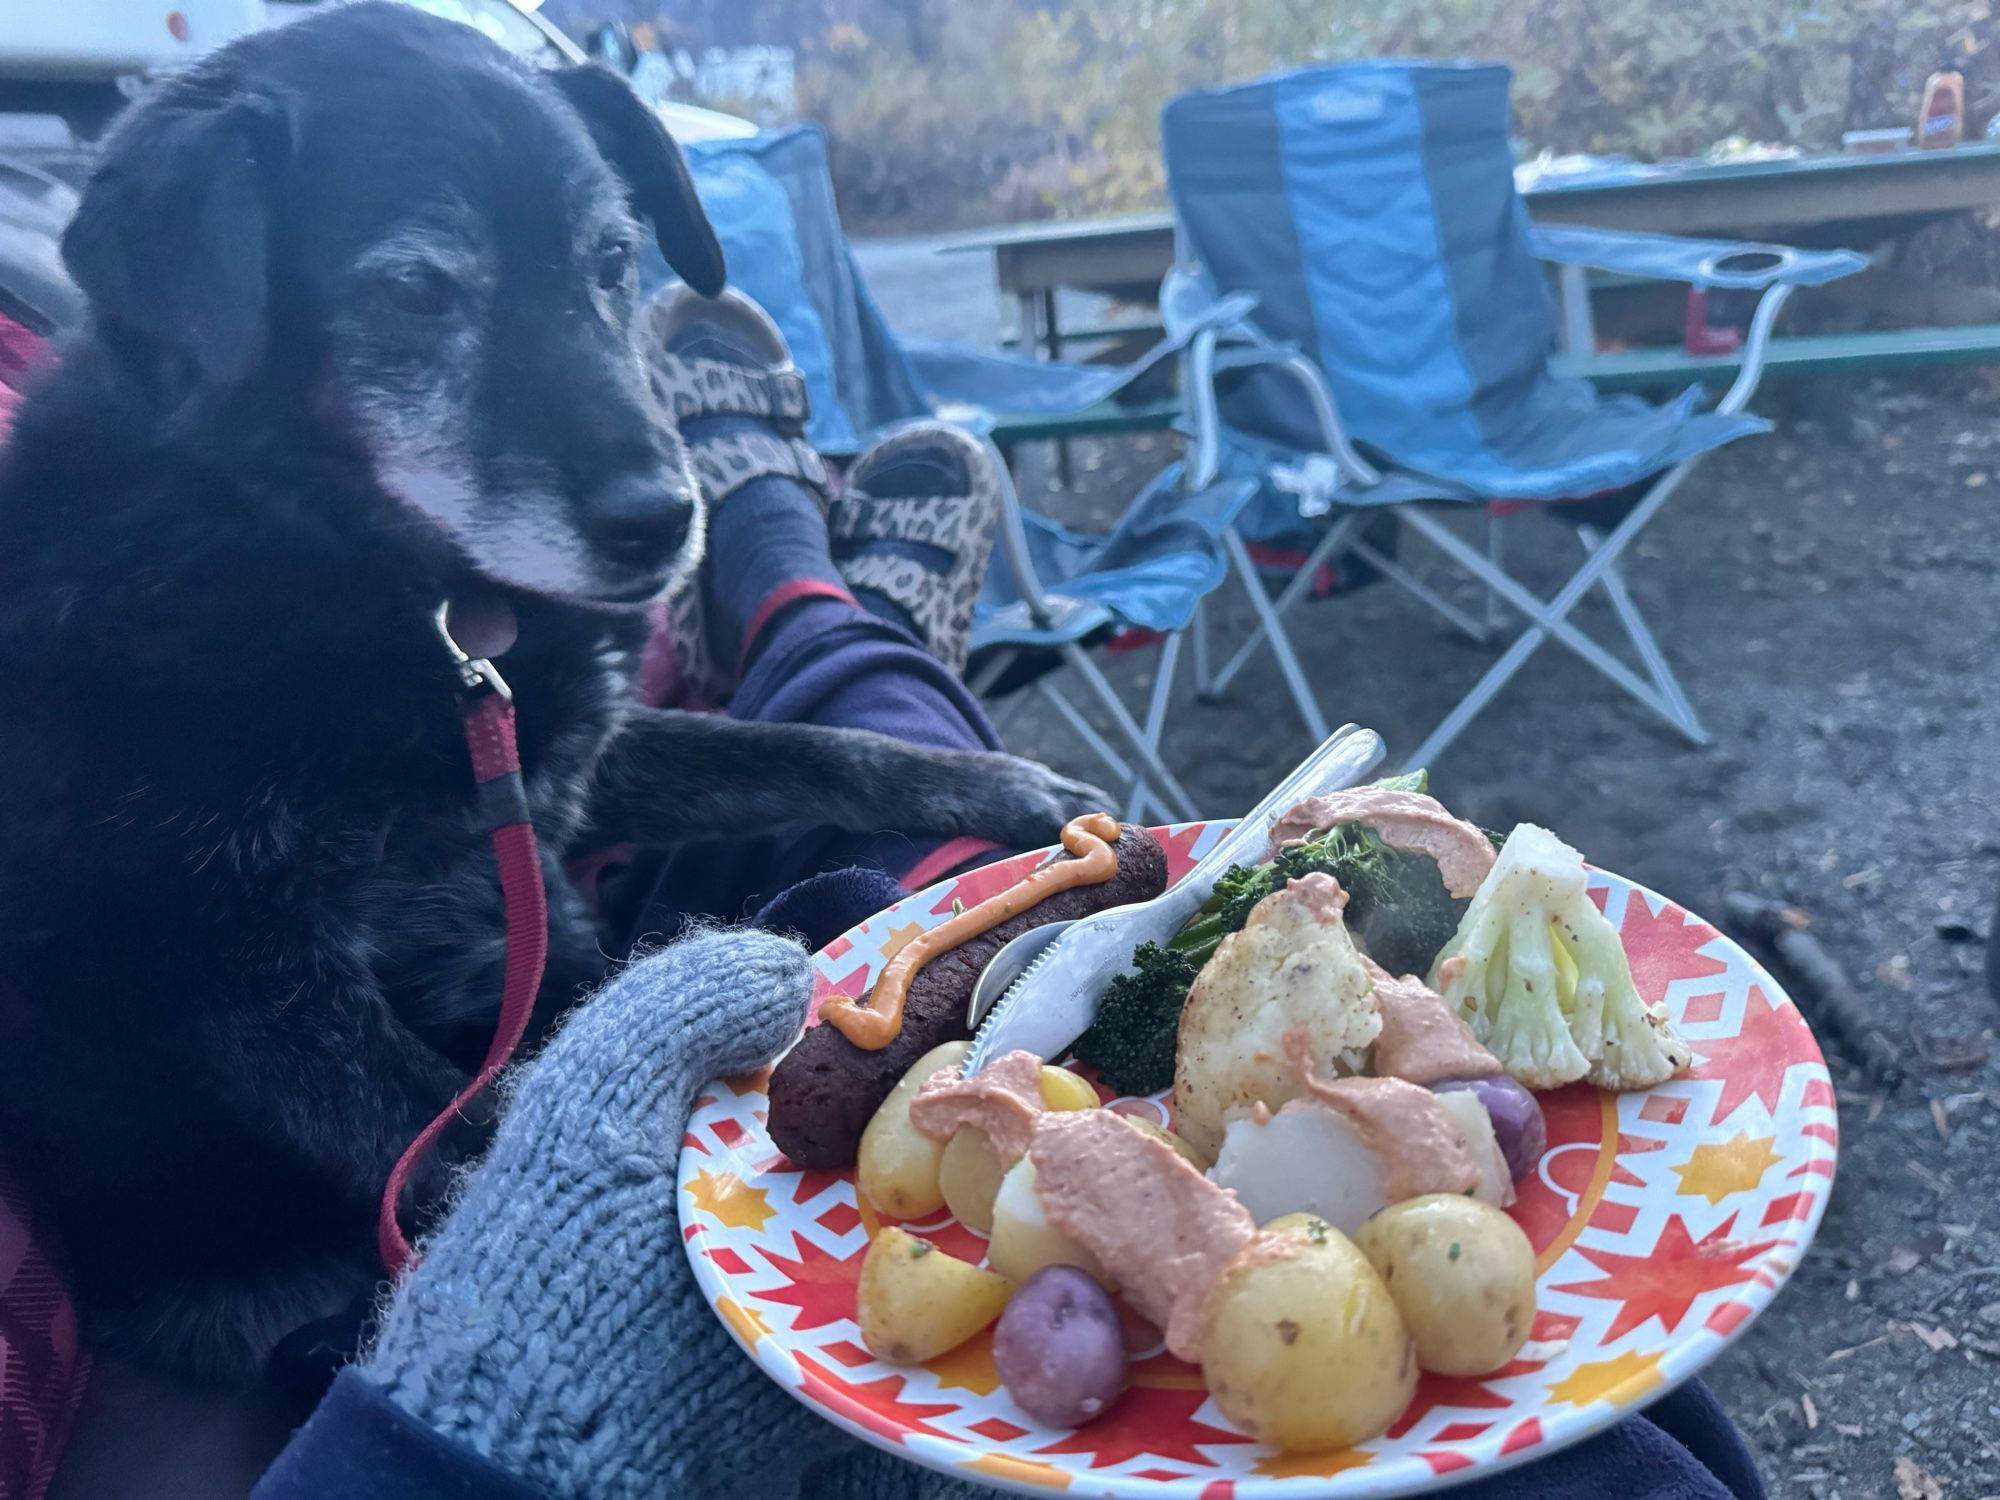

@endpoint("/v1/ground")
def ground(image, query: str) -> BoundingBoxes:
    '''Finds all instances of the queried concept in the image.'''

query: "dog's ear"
[62,82,290,386]
[550,65,726,297]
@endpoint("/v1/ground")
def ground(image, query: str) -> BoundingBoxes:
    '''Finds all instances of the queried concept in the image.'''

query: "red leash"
[376,607,550,1277]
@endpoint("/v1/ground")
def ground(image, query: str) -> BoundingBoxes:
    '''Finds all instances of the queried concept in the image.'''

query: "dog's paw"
[978,756,1117,849]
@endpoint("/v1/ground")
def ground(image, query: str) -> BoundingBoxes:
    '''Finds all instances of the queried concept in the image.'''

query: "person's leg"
[611,293,1023,947]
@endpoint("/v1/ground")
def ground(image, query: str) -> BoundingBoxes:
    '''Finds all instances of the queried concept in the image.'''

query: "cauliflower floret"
[1556,888,1693,1090]
[1173,872,1380,1159]
[1430,824,1690,1092]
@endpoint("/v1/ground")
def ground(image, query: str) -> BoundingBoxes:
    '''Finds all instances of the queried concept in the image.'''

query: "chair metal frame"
[966,243,1805,809]
[968,436,1205,824]
[1177,272,1799,768]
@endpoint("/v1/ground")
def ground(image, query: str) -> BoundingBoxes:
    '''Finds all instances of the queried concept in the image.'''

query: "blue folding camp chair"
[1158,61,1866,767]
[678,127,1249,817]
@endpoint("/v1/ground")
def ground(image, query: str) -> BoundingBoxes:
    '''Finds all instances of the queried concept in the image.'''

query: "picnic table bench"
[970,142,2000,458]
[985,322,2000,454]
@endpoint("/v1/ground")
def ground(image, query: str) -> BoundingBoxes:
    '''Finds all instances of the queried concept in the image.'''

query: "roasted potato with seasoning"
[857,1041,971,1219]
[856,1226,1013,1364]
[938,1126,1007,1233]
[937,1067,1099,1233]
[988,1157,1111,1287]
[1353,1195,1535,1376]
[1036,1065,1100,1113]
[1198,1219,1415,1452]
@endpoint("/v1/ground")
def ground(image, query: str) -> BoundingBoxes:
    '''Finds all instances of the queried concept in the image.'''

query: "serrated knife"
[963,723,1386,1073]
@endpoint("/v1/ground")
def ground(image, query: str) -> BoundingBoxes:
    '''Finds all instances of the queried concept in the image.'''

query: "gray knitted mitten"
[360,927,994,1500]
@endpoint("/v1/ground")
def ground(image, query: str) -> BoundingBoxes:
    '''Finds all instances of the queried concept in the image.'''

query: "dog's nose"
[581,472,695,564]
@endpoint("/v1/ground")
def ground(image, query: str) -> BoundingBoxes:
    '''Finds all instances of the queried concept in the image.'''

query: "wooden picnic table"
[939,141,2000,358]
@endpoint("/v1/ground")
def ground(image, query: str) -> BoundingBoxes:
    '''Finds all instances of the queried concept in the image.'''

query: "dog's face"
[60,2,728,606]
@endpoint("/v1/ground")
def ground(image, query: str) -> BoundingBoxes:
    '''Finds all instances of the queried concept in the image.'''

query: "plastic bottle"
[1917,67,1965,150]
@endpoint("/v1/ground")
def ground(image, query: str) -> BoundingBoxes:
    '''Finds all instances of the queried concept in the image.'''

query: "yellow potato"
[938,1072,1099,1234]
[857,1226,1014,1364]
[1264,1211,1339,1246]
[1200,1224,1415,1452]
[987,1157,1111,1288]
[1037,1065,1100,1113]
[857,1041,971,1219]
[1353,1195,1536,1377]
[1120,1114,1211,1171]
[938,1127,1006,1233]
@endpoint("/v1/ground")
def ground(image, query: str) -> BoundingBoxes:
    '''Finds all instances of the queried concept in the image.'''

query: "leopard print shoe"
[639,286,828,702]
[831,422,1005,676]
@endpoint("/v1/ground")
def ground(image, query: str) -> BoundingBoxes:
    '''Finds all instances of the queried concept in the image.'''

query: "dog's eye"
[594,240,635,293]
[377,264,459,318]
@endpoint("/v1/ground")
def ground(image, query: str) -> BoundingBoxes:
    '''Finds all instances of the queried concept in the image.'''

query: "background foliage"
[773,0,1994,230]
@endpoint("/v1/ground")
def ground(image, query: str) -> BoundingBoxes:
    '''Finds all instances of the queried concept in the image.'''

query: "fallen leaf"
[1906,1321,1958,1352]
[1877,954,1913,991]
[1895,1454,1944,1500]
[1802,1393,1819,1429]
[1916,1032,1991,1070]
[1884,1232,1945,1275]
[1835,1422,1862,1437]
[1931,1097,1951,1143]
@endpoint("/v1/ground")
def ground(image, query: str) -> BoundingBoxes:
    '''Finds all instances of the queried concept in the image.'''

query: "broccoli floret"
[1339,840,1472,979]
[1171,770,1465,975]
[1168,768,1440,968]
[1271,820,1374,885]
[1210,862,1278,935]
[1430,824,1691,1091]
[1071,942,1203,1095]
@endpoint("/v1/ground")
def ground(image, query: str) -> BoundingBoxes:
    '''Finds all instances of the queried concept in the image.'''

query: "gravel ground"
[857,238,2000,1495]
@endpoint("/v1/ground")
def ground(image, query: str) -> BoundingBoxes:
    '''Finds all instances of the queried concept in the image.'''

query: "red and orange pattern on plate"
[678,823,1836,1497]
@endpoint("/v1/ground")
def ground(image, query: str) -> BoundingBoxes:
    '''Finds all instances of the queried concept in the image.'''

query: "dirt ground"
[990,391,2000,1499]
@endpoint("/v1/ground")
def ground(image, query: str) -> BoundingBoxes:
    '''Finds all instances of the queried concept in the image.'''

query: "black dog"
[0,2,1098,1381]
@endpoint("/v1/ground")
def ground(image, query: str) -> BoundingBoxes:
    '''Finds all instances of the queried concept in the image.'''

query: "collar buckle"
[433,602,513,703]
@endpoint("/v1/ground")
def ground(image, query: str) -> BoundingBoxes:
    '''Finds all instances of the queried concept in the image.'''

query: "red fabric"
[376,694,549,1276]
[738,578,855,677]
[898,836,1005,891]
[631,598,681,709]
[0,315,50,448]
[0,1158,89,1500]
[1485,489,1619,518]
[1244,540,1339,598]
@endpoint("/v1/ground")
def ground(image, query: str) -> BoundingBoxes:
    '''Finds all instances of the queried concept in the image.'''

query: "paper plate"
[678,822,1835,1497]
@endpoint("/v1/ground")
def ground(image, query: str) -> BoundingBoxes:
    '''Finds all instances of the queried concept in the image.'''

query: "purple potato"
[992,1265,1128,1427]
[1432,1075,1547,1181]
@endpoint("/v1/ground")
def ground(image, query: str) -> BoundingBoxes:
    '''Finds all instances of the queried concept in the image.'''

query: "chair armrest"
[1183,326,1380,496]
[1160,263,1261,341]
[984,442,1062,630]
[1529,223,1867,290]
